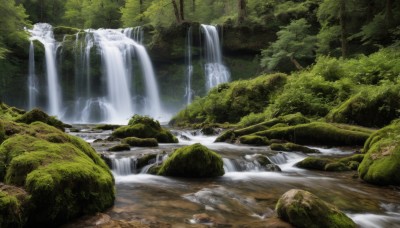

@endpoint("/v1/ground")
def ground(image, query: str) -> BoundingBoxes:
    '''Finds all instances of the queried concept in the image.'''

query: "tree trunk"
[171,0,181,23]
[339,0,347,58]
[238,0,247,24]
[290,56,303,70]
[139,0,143,13]
[179,0,185,21]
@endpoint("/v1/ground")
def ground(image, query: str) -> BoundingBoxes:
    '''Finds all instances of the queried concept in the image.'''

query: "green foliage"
[0,185,29,228]
[276,189,356,228]
[261,18,317,70]
[128,114,161,129]
[158,143,224,178]
[358,120,400,185]
[239,135,270,146]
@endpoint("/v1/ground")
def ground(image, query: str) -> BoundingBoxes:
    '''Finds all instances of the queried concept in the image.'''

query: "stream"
[69,127,400,227]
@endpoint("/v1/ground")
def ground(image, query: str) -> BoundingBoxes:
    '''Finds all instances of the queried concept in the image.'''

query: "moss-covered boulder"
[296,154,364,171]
[93,124,121,131]
[276,189,356,228]
[158,143,224,178]
[0,121,115,226]
[0,184,29,228]
[255,122,371,146]
[358,120,400,185]
[112,115,178,143]
[326,85,400,128]
[137,154,157,169]
[0,122,5,144]
[15,108,65,131]
[239,135,270,146]
[107,144,130,152]
[270,143,319,154]
[122,137,158,147]
[0,102,25,120]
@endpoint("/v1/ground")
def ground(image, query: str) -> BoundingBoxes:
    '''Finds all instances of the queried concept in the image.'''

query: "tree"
[261,18,317,71]
[82,0,123,28]
[121,0,153,27]
[63,0,85,28]
[18,0,66,25]
[237,0,247,24]
[171,0,181,23]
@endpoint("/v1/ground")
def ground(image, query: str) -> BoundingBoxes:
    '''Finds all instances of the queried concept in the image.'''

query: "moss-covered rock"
[158,143,224,178]
[296,154,364,171]
[239,135,270,146]
[136,154,157,169]
[255,122,371,146]
[358,120,400,185]
[107,144,130,152]
[0,117,115,226]
[0,122,5,144]
[122,137,158,147]
[15,108,65,131]
[0,184,29,228]
[276,189,356,228]
[93,124,121,131]
[270,143,319,154]
[296,157,332,171]
[113,115,178,143]
[0,102,25,120]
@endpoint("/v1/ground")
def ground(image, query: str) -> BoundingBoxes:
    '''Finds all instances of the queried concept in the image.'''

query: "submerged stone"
[276,189,356,228]
[158,143,224,178]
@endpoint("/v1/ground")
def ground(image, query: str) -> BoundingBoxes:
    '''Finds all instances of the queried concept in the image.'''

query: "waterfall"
[111,157,137,176]
[28,41,38,109]
[185,27,194,105]
[28,23,62,116]
[201,24,231,91]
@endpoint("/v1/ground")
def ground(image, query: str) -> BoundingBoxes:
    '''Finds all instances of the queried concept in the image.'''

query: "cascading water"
[111,156,137,176]
[184,27,194,105]
[201,24,231,91]
[28,23,62,116]
[28,41,38,109]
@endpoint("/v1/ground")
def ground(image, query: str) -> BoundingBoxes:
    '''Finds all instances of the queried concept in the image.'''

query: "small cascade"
[184,27,194,105]
[28,23,62,116]
[201,24,231,91]
[28,41,38,109]
[111,156,137,176]
[223,155,279,172]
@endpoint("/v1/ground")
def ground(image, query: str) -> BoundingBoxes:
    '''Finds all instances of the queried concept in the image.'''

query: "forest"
[1,0,400,227]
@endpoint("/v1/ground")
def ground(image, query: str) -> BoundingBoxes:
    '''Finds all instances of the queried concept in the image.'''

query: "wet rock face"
[276,189,356,228]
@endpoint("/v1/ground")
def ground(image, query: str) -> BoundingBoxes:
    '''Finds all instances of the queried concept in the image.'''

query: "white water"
[185,27,194,105]
[201,24,231,90]
[28,41,38,109]
[28,23,62,116]
[111,156,137,176]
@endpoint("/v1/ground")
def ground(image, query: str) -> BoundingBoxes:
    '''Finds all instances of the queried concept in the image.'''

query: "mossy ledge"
[158,143,224,178]
[0,110,115,227]
[122,137,158,147]
[112,115,178,143]
[296,154,364,171]
[358,120,400,185]
[276,189,356,228]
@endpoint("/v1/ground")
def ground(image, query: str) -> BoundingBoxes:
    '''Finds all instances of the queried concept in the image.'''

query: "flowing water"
[201,25,231,91]
[185,27,194,105]
[28,41,38,110]
[70,128,400,227]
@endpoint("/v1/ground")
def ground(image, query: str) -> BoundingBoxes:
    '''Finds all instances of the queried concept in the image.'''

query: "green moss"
[0,185,29,228]
[297,154,364,172]
[255,122,371,146]
[325,162,351,171]
[15,108,65,131]
[0,122,5,144]
[148,165,162,175]
[112,123,178,143]
[358,120,400,185]
[137,154,157,169]
[239,135,270,146]
[122,137,158,147]
[107,144,130,152]
[270,143,319,154]
[0,102,25,121]
[296,157,332,170]
[276,189,356,228]
[158,143,224,178]
[93,124,121,131]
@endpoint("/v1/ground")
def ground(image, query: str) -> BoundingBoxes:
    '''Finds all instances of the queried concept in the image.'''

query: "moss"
[0,122,5,144]
[15,108,65,131]
[148,165,162,175]
[255,122,371,146]
[296,157,332,171]
[112,123,178,143]
[122,137,158,147]
[53,26,80,35]
[239,135,270,146]
[325,162,351,171]
[358,120,400,185]
[137,154,157,169]
[201,126,217,135]
[107,144,130,152]
[276,189,356,228]
[93,124,121,131]
[0,102,25,121]
[158,143,224,178]
[270,143,319,154]
[0,184,29,228]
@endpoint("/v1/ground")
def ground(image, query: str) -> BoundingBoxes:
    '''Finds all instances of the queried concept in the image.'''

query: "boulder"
[239,135,270,146]
[296,154,363,171]
[158,143,224,178]
[107,144,130,152]
[122,137,158,147]
[276,189,356,228]
[15,108,65,131]
[270,143,319,154]
[0,184,29,228]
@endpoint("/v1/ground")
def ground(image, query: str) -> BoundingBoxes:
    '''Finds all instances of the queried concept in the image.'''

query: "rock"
[93,124,121,131]
[239,135,270,146]
[296,157,332,171]
[112,115,178,143]
[296,154,364,172]
[136,154,157,169]
[0,184,29,228]
[107,144,130,152]
[251,154,281,171]
[192,213,215,224]
[180,134,191,141]
[15,108,65,131]
[276,189,356,228]
[359,120,400,185]
[255,122,371,146]
[158,143,224,178]
[201,126,218,135]
[0,120,114,226]
[270,143,319,154]
[122,137,158,147]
